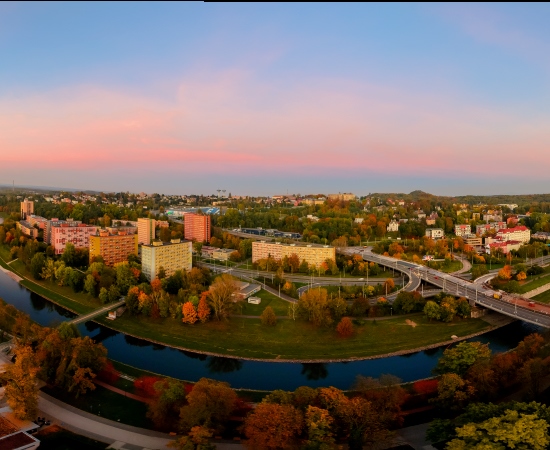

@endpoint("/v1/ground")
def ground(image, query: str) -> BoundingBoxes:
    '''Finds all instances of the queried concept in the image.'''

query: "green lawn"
[532,289,550,304]
[95,313,491,361]
[238,289,292,316]
[42,385,152,429]
[35,426,108,450]
[517,272,550,294]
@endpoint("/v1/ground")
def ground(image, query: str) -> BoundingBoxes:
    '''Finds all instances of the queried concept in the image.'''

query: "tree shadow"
[301,363,328,380]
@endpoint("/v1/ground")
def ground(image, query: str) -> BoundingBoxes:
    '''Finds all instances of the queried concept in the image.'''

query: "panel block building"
[184,213,211,243]
[252,241,335,268]
[138,218,156,245]
[50,221,97,255]
[89,230,138,266]
[20,199,34,220]
[141,239,192,281]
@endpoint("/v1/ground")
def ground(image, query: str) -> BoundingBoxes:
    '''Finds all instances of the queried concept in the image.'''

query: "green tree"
[108,284,121,302]
[84,274,96,297]
[99,287,109,304]
[147,378,188,430]
[61,242,77,267]
[304,406,335,450]
[446,410,549,450]
[115,262,136,295]
[434,342,491,376]
[30,252,46,280]
[433,373,475,411]
[423,300,441,321]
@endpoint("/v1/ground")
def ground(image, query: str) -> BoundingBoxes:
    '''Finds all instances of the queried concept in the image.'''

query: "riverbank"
[0,248,503,362]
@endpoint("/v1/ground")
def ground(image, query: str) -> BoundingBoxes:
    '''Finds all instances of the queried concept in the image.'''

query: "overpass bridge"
[341,247,550,328]
[68,299,126,325]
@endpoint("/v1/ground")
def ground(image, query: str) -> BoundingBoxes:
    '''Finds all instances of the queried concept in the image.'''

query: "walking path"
[93,379,149,403]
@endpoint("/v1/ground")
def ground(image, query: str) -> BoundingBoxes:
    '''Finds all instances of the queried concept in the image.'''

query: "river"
[0,268,542,391]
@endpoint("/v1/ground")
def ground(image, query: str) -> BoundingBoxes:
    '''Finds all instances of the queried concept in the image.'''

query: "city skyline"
[1,3,550,195]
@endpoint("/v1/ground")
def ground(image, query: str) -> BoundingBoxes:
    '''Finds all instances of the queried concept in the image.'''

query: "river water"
[0,268,542,391]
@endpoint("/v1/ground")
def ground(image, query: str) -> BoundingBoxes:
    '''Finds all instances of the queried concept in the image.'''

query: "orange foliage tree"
[336,317,354,337]
[197,292,211,323]
[182,302,198,324]
[243,403,304,450]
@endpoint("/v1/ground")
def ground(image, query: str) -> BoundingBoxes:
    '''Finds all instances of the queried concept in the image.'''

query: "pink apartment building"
[184,213,211,243]
[51,222,97,255]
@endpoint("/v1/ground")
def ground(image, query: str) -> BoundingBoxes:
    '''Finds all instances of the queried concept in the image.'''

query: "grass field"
[517,271,550,294]
[238,289,292,316]
[95,313,491,361]
[533,289,550,304]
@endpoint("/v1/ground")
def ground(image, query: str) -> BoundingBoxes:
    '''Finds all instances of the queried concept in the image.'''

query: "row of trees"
[144,374,407,450]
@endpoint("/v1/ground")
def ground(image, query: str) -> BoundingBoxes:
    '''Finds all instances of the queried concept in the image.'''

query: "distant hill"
[0,184,101,194]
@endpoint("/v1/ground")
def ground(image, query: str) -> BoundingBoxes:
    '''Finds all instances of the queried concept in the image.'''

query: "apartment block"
[454,224,471,237]
[141,239,192,281]
[495,226,531,244]
[328,193,356,202]
[89,230,138,266]
[44,218,80,244]
[475,222,507,236]
[425,228,445,240]
[17,221,38,238]
[184,213,211,243]
[252,241,335,268]
[138,218,156,245]
[50,222,97,255]
[27,215,48,229]
[20,199,34,220]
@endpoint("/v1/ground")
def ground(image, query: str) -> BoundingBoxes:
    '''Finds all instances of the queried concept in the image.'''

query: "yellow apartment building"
[252,241,335,268]
[141,239,192,281]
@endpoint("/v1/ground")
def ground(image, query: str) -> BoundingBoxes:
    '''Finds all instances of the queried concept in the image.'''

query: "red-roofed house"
[495,226,531,244]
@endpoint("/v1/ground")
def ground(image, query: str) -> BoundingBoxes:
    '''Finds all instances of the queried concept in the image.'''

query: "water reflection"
[301,363,328,380]
[178,349,207,361]
[207,356,243,373]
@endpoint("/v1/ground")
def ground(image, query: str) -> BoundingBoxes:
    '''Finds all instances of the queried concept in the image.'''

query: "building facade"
[89,230,138,266]
[16,221,38,238]
[141,239,192,281]
[50,222,97,255]
[454,224,471,237]
[252,241,336,268]
[425,228,445,239]
[387,220,399,232]
[495,226,531,244]
[184,213,211,243]
[138,218,156,245]
[20,199,34,220]
[475,222,507,236]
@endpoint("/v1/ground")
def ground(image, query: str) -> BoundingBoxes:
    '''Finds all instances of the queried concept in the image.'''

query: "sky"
[1,2,549,196]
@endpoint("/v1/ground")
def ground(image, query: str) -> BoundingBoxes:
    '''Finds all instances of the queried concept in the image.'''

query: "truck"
[493,293,502,300]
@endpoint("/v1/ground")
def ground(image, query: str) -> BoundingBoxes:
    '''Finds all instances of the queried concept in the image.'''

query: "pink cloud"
[1,71,550,181]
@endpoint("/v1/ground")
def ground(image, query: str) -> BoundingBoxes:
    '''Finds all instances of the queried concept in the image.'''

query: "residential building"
[328,193,356,201]
[200,245,217,258]
[425,228,445,240]
[485,240,522,255]
[252,241,335,268]
[0,407,40,450]
[454,224,471,237]
[387,220,399,233]
[27,215,47,229]
[138,218,156,245]
[141,239,192,281]
[475,222,507,236]
[20,199,33,220]
[533,232,550,242]
[50,222,97,255]
[106,225,137,235]
[425,212,439,226]
[44,218,80,244]
[16,221,38,238]
[89,230,138,266]
[354,218,364,224]
[184,213,211,243]
[495,225,531,244]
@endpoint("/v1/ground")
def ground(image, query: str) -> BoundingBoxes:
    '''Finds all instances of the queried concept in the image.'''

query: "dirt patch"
[405,319,417,328]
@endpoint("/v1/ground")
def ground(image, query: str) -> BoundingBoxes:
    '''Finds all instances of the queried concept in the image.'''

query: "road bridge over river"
[342,247,550,328]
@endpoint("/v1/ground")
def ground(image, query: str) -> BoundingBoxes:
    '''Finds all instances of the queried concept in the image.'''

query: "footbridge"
[68,299,126,325]
[341,247,550,328]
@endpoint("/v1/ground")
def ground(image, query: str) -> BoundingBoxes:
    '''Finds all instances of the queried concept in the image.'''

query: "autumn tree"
[498,265,513,280]
[182,302,198,324]
[179,378,237,433]
[147,378,188,430]
[336,317,354,337]
[168,426,216,450]
[1,345,39,419]
[197,293,211,323]
[260,306,277,326]
[243,402,304,450]
[304,405,335,449]
[208,274,238,321]
[433,373,476,411]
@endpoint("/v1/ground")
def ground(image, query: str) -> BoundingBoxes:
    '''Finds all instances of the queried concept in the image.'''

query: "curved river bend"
[0,269,541,391]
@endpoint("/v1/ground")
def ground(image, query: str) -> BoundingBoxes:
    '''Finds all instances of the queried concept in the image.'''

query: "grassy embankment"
[94,312,490,361]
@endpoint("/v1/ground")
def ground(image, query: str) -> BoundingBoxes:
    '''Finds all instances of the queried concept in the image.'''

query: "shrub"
[336,317,354,337]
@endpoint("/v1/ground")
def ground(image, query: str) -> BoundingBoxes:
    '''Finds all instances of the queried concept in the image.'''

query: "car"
[358,278,364,281]
[434,276,439,280]
[529,301,536,307]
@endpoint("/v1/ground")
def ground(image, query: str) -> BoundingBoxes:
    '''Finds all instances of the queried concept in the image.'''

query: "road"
[342,247,550,328]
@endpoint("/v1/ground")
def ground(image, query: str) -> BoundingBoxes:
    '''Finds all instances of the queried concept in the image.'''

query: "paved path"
[93,379,149,403]
[38,391,173,449]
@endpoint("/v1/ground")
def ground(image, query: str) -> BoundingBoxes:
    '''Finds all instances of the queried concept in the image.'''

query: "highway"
[342,247,550,328]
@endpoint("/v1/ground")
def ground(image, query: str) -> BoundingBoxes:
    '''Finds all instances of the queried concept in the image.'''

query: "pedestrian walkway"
[93,379,149,403]
[38,391,173,449]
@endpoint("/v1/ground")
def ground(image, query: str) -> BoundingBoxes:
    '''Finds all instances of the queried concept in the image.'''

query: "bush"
[260,306,277,326]
[336,317,354,337]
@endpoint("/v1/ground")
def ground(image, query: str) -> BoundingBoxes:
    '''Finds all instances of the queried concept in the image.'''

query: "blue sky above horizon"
[1,2,549,196]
